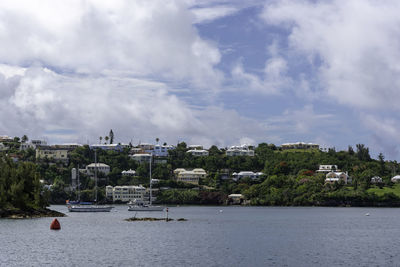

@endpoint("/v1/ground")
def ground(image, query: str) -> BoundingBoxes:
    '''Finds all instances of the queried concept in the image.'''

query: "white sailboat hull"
[128,205,165,211]
[68,205,113,212]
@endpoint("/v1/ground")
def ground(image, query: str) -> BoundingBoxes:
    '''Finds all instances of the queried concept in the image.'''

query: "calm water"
[1,206,400,266]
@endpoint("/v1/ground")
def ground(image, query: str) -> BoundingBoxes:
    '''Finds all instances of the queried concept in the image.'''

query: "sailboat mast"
[149,155,152,205]
[95,149,98,203]
[77,164,80,201]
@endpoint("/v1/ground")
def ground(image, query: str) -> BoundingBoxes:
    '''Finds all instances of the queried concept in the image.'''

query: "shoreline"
[0,208,66,219]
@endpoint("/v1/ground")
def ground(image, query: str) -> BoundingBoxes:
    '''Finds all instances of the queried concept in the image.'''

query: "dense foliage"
[0,155,48,211]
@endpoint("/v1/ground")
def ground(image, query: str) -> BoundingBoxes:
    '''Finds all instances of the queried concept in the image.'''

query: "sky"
[1,0,400,159]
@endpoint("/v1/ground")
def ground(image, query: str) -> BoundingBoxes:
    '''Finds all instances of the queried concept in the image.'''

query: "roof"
[87,163,110,168]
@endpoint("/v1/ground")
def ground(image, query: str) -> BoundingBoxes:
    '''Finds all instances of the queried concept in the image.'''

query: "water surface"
[0,206,399,266]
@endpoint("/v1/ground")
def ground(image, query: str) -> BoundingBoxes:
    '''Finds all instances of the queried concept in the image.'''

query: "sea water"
[0,205,398,266]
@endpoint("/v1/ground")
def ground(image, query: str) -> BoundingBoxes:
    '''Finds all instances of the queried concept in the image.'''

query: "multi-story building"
[174,168,207,185]
[20,139,47,151]
[35,146,69,163]
[86,163,110,176]
[130,153,152,163]
[226,145,254,156]
[187,149,209,156]
[0,135,13,143]
[106,185,146,202]
[281,142,319,150]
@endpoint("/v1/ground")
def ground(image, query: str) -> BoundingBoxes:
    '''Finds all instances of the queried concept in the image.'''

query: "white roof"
[87,163,110,168]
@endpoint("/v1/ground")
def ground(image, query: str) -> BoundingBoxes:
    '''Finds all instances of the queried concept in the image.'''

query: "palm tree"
[156,138,159,144]
[99,136,102,144]
[105,136,109,144]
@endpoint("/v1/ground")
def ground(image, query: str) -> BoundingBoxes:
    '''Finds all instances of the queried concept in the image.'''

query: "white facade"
[281,142,319,150]
[391,175,400,183]
[232,171,263,181]
[20,139,47,151]
[147,144,175,157]
[174,168,207,184]
[187,149,209,156]
[86,163,110,176]
[226,145,254,157]
[316,165,339,173]
[122,169,136,176]
[89,144,123,151]
[325,172,350,184]
[106,185,146,202]
[371,176,382,183]
[130,153,152,163]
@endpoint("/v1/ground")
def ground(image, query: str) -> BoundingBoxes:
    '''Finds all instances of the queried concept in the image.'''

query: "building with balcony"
[174,168,207,185]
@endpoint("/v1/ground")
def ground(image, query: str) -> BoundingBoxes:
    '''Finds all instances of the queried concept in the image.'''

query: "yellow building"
[174,168,207,185]
[35,146,69,162]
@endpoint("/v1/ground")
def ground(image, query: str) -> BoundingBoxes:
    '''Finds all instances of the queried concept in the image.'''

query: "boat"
[68,150,113,212]
[128,157,165,212]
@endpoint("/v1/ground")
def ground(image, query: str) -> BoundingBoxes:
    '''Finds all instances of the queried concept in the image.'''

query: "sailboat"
[68,150,113,212]
[128,156,164,211]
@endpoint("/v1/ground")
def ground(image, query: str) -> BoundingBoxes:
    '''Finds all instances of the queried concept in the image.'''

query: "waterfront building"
[174,168,207,184]
[106,185,146,202]
[187,149,209,156]
[226,145,254,157]
[228,194,244,204]
[316,165,339,173]
[232,171,264,181]
[86,163,110,176]
[281,142,319,150]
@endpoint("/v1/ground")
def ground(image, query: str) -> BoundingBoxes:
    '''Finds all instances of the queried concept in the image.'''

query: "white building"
[122,169,136,176]
[391,175,400,183]
[316,165,339,173]
[106,185,146,202]
[130,153,152,163]
[371,176,383,184]
[226,145,254,157]
[146,144,174,157]
[174,168,207,184]
[86,163,110,176]
[281,142,319,150]
[325,172,350,184]
[89,144,123,152]
[187,149,209,156]
[232,171,264,181]
[20,139,47,151]
[0,143,7,151]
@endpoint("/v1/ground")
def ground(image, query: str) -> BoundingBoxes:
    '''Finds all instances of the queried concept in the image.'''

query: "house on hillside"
[325,171,351,184]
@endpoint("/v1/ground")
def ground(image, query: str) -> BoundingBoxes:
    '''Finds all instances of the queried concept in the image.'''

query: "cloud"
[191,5,239,24]
[0,0,222,87]
[261,0,400,110]
[230,55,291,95]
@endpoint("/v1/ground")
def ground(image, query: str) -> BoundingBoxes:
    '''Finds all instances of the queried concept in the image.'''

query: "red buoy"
[50,218,61,230]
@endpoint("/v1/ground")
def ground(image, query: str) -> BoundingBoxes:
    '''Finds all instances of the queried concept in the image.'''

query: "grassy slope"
[367,184,400,197]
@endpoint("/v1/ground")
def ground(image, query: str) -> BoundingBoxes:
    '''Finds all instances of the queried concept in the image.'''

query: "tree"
[356,144,371,161]
[156,137,159,144]
[109,129,114,144]
[378,153,385,176]
[21,135,28,143]
[105,136,109,144]
[99,136,102,144]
